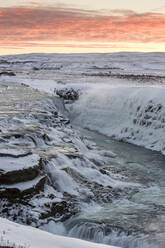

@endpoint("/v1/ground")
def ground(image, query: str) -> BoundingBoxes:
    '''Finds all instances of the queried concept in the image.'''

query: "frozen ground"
[1,52,165,248]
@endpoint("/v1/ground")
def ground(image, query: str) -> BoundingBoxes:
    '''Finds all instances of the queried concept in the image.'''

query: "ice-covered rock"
[55,88,79,101]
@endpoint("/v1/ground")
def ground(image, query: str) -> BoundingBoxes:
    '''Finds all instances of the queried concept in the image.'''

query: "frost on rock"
[55,88,80,103]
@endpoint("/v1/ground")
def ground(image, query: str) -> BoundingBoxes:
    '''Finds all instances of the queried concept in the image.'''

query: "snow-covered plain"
[0,217,119,248]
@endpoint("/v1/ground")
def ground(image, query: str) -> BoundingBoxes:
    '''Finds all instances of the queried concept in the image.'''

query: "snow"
[1,175,44,191]
[1,52,165,247]
[0,148,30,157]
[0,217,119,248]
[1,52,165,169]
[0,154,39,172]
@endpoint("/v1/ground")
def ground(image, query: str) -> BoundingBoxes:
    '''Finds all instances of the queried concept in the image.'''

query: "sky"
[0,0,165,54]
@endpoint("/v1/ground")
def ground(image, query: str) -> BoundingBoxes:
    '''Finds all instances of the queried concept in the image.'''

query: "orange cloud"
[0,6,165,47]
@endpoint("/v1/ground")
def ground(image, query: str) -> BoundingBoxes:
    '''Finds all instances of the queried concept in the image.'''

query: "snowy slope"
[0,217,119,248]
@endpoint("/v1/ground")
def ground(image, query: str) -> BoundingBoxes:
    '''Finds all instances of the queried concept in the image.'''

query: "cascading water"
[55,84,165,248]
[2,52,165,248]
[68,85,165,154]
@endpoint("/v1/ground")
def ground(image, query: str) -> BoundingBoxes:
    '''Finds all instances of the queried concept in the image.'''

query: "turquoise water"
[66,127,165,248]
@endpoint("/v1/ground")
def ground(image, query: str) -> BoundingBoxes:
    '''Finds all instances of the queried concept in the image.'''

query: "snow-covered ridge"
[1,52,165,77]
[0,217,119,248]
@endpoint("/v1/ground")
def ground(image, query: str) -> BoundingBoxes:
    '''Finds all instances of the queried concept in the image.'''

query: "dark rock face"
[0,162,40,184]
[0,71,16,76]
[55,88,79,101]
[82,72,165,83]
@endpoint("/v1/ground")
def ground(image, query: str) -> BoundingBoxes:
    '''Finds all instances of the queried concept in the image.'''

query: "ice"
[1,52,165,247]
[1,52,165,161]
[0,154,39,172]
[47,163,79,195]
[69,85,165,154]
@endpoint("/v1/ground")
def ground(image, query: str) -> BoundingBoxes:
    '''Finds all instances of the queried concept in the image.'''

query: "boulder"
[55,88,79,101]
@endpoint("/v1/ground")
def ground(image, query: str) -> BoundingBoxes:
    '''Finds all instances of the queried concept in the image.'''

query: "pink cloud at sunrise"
[0,3,165,54]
